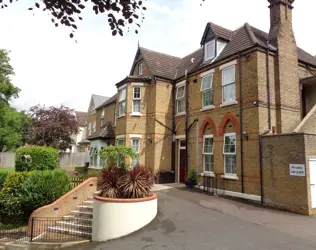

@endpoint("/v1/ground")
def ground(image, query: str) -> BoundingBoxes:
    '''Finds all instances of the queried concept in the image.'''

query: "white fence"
[0,152,89,168]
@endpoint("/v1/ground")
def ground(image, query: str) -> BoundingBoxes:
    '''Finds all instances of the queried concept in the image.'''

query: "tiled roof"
[139,47,181,79]
[139,22,316,81]
[96,93,117,110]
[88,122,114,140]
[75,111,86,127]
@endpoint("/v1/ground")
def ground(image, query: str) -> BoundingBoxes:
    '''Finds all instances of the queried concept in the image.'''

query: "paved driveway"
[69,187,316,250]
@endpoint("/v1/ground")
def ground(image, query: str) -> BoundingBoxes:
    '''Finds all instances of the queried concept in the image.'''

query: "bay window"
[203,135,214,174]
[223,133,237,175]
[201,74,214,108]
[119,88,126,116]
[176,84,185,114]
[222,65,236,104]
[132,86,141,114]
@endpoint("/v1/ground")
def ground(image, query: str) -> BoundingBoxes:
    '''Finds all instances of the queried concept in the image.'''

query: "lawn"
[0,168,14,173]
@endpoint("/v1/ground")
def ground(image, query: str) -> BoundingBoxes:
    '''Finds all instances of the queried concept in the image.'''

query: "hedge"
[0,170,71,218]
[15,146,59,172]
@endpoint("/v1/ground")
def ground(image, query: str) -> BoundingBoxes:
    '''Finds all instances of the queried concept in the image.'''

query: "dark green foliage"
[186,168,198,187]
[21,169,71,214]
[0,172,30,216]
[0,171,9,189]
[0,170,71,218]
[15,146,59,172]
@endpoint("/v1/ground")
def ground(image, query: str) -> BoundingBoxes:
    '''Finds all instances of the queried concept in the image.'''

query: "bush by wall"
[0,170,71,218]
[0,172,10,190]
[0,172,31,217]
[21,169,72,214]
[15,146,59,172]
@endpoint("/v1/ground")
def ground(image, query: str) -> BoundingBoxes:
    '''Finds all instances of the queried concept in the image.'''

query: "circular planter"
[92,193,158,242]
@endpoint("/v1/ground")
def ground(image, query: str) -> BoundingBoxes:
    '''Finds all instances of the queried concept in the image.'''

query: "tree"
[1,0,147,38]
[27,104,79,151]
[0,106,29,152]
[0,49,20,107]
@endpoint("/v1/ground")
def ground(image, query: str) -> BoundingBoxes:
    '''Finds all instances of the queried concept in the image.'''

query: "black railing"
[30,217,92,242]
[0,217,92,243]
[0,218,29,241]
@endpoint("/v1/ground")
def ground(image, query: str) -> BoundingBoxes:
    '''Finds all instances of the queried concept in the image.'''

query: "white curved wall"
[92,195,158,242]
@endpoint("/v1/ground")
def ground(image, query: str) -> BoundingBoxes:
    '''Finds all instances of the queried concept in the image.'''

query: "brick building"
[91,0,316,214]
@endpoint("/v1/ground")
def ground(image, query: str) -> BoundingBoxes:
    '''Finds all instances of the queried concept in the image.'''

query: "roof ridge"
[244,22,259,45]
[139,47,181,59]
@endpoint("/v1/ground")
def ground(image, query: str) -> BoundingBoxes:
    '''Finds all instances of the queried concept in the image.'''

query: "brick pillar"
[268,0,300,133]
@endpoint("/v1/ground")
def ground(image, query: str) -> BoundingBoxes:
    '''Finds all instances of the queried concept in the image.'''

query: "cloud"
[2,0,316,113]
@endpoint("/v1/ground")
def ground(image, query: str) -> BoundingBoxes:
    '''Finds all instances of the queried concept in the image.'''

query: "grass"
[0,168,14,173]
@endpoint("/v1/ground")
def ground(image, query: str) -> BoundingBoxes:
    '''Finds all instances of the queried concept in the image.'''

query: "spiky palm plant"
[98,166,125,198]
[118,165,153,199]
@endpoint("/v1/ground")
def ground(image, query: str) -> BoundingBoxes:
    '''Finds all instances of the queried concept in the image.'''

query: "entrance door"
[178,140,186,183]
[310,159,316,208]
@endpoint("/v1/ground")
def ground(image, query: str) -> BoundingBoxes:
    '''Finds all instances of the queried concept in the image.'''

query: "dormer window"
[138,63,143,76]
[204,40,215,61]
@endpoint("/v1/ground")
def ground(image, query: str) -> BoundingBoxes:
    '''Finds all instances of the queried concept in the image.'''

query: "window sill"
[200,105,215,112]
[220,101,238,108]
[176,112,186,117]
[131,113,142,117]
[221,175,239,180]
[201,172,215,177]
[117,114,126,119]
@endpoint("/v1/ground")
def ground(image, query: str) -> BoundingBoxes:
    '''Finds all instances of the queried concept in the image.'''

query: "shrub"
[15,146,59,172]
[97,165,154,199]
[21,169,72,214]
[0,172,9,190]
[186,168,198,187]
[120,165,153,198]
[0,172,30,217]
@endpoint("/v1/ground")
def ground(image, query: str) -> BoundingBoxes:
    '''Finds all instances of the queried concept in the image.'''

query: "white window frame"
[223,132,237,176]
[201,73,214,109]
[132,86,141,115]
[100,110,105,127]
[221,65,236,105]
[118,88,126,116]
[131,137,140,168]
[176,83,186,115]
[92,122,96,133]
[117,138,124,146]
[204,40,216,62]
[203,135,214,175]
[138,63,143,76]
[88,123,92,136]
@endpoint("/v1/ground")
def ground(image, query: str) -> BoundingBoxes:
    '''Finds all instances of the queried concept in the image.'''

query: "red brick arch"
[199,116,217,137]
[218,113,240,136]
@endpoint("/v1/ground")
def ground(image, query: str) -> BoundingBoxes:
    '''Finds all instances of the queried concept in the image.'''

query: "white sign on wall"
[289,164,306,177]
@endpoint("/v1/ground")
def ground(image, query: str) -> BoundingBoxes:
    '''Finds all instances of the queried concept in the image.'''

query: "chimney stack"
[268,0,300,133]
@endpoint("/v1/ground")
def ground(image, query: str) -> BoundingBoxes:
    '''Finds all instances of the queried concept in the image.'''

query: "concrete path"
[67,187,316,250]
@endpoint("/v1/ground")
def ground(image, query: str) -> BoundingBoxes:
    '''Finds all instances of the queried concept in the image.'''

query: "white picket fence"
[0,152,89,168]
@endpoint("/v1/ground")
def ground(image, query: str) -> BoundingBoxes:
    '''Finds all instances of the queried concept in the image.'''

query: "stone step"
[71,210,93,218]
[62,217,93,226]
[82,200,94,205]
[87,196,94,201]
[47,227,91,238]
[55,221,92,232]
[4,243,26,250]
[76,205,93,212]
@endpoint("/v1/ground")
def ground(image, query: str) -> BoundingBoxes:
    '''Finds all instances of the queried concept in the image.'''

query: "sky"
[1,0,315,112]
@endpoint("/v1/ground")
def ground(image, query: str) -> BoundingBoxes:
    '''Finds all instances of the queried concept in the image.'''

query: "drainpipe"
[259,129,270,205]
[196,119,199,177]
[185,69,189,177]
[238,52,244,193]
[266,45,271,130]
[171,79,176,176]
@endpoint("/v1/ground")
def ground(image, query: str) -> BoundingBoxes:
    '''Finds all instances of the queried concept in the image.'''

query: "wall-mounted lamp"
[147,135,152,144]
[242,131,248,141]
[252,100,258,106]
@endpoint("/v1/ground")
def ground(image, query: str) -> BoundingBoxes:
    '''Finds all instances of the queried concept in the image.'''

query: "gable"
[204,26,217,45]
[129,48,145,76]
